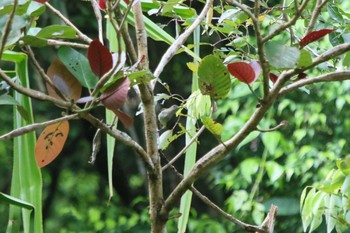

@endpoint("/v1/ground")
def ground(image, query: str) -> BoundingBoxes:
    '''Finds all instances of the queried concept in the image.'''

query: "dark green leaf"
[327,3,343,23]
[20,35,48,47]
[198,55,231,99]
[264,41,300,69]
[58,46,98,89]
[0,192,34,210]
[329,31,344,46]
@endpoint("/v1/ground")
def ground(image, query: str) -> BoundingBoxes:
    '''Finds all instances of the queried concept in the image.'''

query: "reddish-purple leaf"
[34,0,49,3]
[88,39,113,77]
[298,72,307,79]
[269,73,278,83]
[100,78,133,127]
[227,62,256,84]
[299,29,335,47]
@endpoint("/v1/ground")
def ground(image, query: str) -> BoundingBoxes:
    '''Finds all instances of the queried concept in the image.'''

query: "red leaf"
[99,0,106,10]
[269,73,278,83]
[88,39,113,77]
[34,0,49,3]
[299,29,335,47]
[298,72,307,79]
[227,62,256,84]
[35,121,69,168]
[113,109,133,128]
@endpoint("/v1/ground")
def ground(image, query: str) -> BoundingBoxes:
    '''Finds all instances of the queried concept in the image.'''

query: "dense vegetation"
[1,0,350,232]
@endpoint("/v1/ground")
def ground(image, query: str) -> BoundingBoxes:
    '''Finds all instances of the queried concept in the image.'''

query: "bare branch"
[90,0,103,43]
[0,114,78,141]
[162,125,205,172]
[45,2,92,43]
[278,71,350,97]
[256,121,288,132]
[153,0,214,80]
[0,69,72,108]
[46,39,89,49]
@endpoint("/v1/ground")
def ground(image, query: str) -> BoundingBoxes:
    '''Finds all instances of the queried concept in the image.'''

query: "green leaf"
[329,31,344,47]
[36,25,76,39]
[327,3,343,23]
[0,0,30,16]
[263,197,299,216]
[0,94,20,105]
[343,52,350,67]
[266,161,284,182]
[26,1,46,17]
[297,49,313,68]
[198,55,231,99]
[240,158,260,183]
[159,130,173,150]
[0,15,27,48]
[262,131,281,156]
[128,70,154,86]
[201,116,223,137]
[58,46,98,89]
[264,41,300,69]
[236,131,260,150]
[0,192,34,210]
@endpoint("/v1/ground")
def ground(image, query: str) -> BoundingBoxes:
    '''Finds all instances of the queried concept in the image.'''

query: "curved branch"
[153,0,214,80]
[278,71,350,97]
[305,0,328,36]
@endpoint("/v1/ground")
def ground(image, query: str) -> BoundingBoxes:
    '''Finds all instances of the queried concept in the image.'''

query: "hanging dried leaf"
[35,120,69,168]
[227,62,256,84]
[100,78,133,127]
[47,59,82,101]
[88,39,113,78]
[299,29,335,48]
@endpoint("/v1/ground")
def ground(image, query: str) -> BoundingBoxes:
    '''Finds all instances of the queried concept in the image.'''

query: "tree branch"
[153,0,214,80]
[0,114,78,141]
[162,37,350,216]
[278,71,350,97]
[305,0,329,36]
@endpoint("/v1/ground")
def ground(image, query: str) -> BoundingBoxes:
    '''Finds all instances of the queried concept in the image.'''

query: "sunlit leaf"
[58,46,98,89]
[198,55,231,99]
[265,161,284,182]
[201,116,222,137]
[46,59,82,101]
[264,41,300,69]
[88,39,113,78]
[297,49,313,68]
[299,29,335,48]
[35,120,69,168]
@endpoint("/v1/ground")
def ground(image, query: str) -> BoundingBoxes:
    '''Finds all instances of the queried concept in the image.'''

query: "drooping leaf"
[100,78,133,127]
[88,39,113,78]
[46,59,82,101]
[264,41,300,69]
[58,46,98,89]
[198,55,231,99]
[35,120,69,168]
[201,116,223,137]
[299,29,335,48]
[227,62,256,84]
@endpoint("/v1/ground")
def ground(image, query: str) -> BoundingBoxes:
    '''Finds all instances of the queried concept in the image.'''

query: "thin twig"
[0,114,78,141]
[90,0,104,43]
[162,153,266,233]
[45,2,92,43]
[0,0,18,59]
[278,71,350,97]
[256,121,288,132]
[162,125,205,171]
[153,0,214,81]
[263,0,310,43]
[46,39,89,48]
